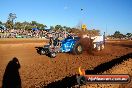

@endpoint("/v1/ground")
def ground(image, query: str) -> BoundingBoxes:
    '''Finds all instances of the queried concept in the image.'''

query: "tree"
[114,31,120,35]
[14,22,22,29]
[0,21,2,25]
[0,21,4,29]
[126,33,132,38]
[37,24,47,30]
[113,31,120,38]
[113,31,125,39]
[31,21,37,26]
[63,26,72,32]
[90,29,100,35]
[24,25,32,30]
[5,13,17,29]
[71,28,80,34]
[30,21,47,30]
[5,20,13,29]
[8,13,17,23]
[54,25,63,31]
[50,26,54,30]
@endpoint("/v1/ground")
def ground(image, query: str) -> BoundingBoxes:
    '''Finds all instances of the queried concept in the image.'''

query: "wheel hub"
[77,46,82,52]
[51,53,56,57]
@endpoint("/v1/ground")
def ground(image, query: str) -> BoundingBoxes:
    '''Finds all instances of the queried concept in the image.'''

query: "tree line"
[0,13,102,36]
[108,31,132,39]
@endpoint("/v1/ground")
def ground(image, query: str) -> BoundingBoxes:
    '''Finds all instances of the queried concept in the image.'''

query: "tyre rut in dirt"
[72,42,83,55]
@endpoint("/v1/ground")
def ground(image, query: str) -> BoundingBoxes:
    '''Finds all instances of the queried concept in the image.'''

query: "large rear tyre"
[72,43,83,55]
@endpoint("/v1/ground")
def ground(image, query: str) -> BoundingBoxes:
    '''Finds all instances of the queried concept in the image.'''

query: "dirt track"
[81,58,132,88]
[0,39,132,88]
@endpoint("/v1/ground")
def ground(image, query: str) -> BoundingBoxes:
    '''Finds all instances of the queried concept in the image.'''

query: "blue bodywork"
[60,36,80,52]
[39,35,81,57]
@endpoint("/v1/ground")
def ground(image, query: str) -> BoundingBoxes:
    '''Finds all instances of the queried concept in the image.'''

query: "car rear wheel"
[72,43,83,55]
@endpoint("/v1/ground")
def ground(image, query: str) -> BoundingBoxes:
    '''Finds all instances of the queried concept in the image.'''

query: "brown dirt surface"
[81,58,132,88]
[0,39,132,88]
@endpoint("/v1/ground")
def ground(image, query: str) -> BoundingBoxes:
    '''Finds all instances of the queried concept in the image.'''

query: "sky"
[0,0,132,35]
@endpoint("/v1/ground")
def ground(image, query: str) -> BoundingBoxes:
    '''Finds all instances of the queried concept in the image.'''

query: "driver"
[53,33,60,47]
[47,32,60,47]
[47,32,54,46]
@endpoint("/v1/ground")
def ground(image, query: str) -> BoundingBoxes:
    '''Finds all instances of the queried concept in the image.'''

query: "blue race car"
[40,35,83,58]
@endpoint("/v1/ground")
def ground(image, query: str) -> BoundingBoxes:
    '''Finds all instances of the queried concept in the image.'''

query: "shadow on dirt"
[85,52,132,74]
[42,53,132,88]
[43,75,77,88]
[35,47,51,57]
[2,57,21,88]
[35,47,43,55]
